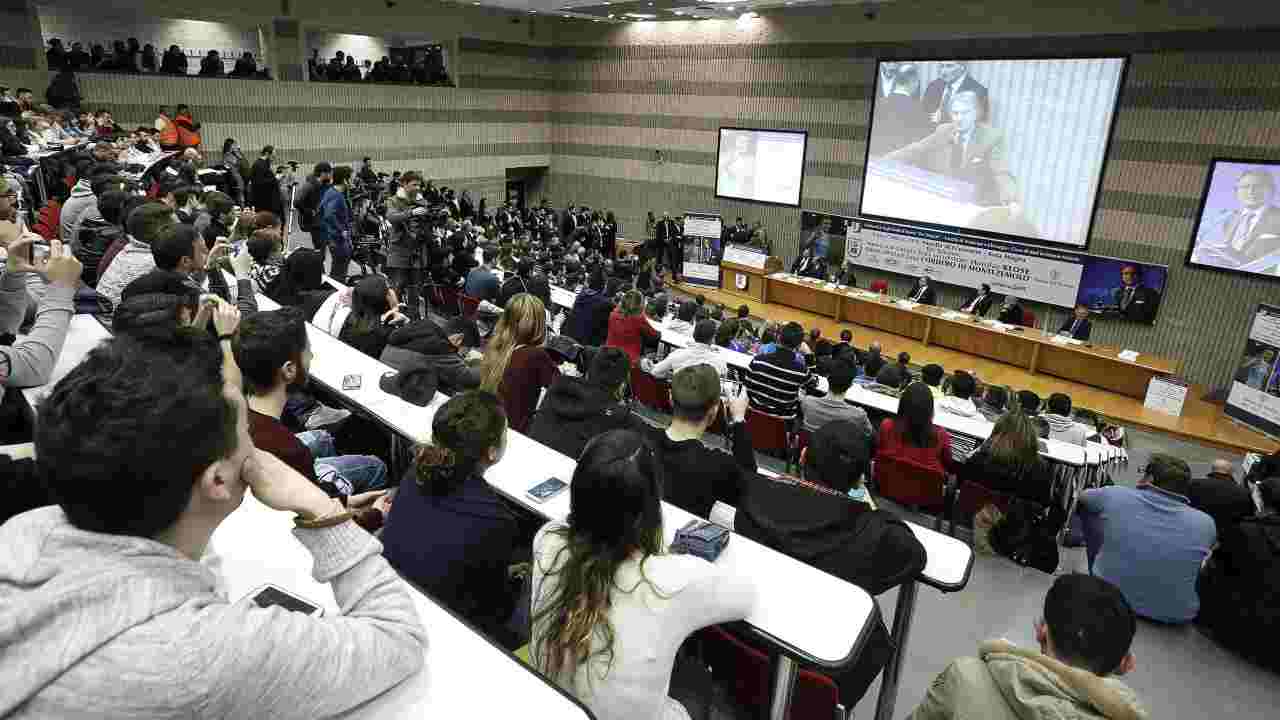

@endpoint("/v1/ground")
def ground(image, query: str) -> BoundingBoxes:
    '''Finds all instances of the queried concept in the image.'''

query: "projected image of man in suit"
[885,90,1020,213]
[923,61,989,127]
[1193,169,1280,272]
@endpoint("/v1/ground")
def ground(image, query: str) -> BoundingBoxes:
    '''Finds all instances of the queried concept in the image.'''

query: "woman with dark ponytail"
[382,391,522,645]
[530,430,756,720]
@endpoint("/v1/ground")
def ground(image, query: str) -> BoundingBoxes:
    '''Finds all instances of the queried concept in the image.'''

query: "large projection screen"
[860,57,1127,248]
[716,127,808,207]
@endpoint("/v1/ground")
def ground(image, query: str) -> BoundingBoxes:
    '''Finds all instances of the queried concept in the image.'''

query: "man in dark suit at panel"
[886,90,1018,211]
[791,244,828,280]
[1057,304,1093,341]
[1109,264,1161,323]
[908,275,936,305]
[1192,169,1280,272]
[922,60,989,127]
[957,283,994,316]
[997,295,1024,325]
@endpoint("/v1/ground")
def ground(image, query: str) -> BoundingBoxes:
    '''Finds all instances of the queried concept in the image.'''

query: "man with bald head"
[886,89,1018,210]
[1188,459,1257,535]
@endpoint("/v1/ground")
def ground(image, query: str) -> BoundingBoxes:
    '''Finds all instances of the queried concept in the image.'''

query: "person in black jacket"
[649,364,755,518]
[957,283,994,316]
[560,270,614,347]
[528,347,640,460]
[382,391,527,649]
[249,146,282,217]
[380,316,482,395]
[1198,473,1280,672]
[959,408,1056,506]
[497,258,551,310]
[1187,459,1256,536]
[1057,303,1092,341]
[737,420,924,706]
[997,295,1025,325]
[907,275,936,304]
[339,275,409,359]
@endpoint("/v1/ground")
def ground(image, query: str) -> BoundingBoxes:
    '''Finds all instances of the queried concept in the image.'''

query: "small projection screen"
[716,127,808,207]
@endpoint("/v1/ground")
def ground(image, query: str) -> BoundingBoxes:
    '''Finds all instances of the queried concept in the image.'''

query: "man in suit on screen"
[922,61,989,127]
[1109,264,1162,324]
[884,91,1020,211]
[1193,169,1280,272]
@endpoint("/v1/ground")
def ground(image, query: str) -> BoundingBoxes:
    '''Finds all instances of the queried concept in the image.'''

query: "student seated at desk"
[801,356,873,441]
[877,382,958,476]
[380,316,482,396]
[746,321,818,417]
[908,574,1147,720]
[605,290,660,364]
[482,293,559,433]
[273,247,334,320]
[561,269,614,347]
[976,384,1008,423]
[235,309,390,514]
[961,409,1055,505]
[0,333,426,718]
[1041,393,1090,446]
[338,275,409,359]
[383,391,527,649]
[937,370,980,418]
[666,299,697,336]
[921,363,945,398]
[714,318,749,353]
[529,347,640,460]
[644,319,727,379]
[737,420,924,706]
[531,430,757,720]
[649,364,755,518]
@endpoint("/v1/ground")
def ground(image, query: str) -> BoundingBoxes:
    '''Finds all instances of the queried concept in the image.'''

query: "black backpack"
[75,219,123,287]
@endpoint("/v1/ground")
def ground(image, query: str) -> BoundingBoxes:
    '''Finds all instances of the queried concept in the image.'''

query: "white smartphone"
[248,583,324,617]
[527,477,569,504]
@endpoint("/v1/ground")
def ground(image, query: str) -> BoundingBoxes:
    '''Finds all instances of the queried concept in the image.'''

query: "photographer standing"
[385,171,432,319]
[317,166,354,283]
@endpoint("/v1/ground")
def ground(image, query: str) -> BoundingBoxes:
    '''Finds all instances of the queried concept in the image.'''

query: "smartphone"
[248,583,324,617]
[342,374,362,390]
[527,477,569,503]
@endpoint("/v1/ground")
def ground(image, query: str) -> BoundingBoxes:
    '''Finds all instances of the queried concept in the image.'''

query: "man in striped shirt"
[746,321,818,417]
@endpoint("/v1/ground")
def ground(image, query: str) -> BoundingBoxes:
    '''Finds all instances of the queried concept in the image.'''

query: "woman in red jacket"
[481,293,558,433]
[877,381,957,476]
[605,290,659,363]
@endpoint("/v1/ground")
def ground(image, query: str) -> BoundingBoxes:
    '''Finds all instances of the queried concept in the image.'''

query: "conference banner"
[1225,304,1280,440]
[844,217,1086,307]
[681,212,724,287]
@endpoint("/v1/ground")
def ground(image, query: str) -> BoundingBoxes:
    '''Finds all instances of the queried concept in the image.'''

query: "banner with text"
[1225,304,1280,440]
[844,217,1086,307]
[682,211,724,286]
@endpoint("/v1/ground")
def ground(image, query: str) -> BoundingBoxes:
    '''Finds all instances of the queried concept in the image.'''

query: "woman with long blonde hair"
[531,430,755,720]
[481,293,558,432]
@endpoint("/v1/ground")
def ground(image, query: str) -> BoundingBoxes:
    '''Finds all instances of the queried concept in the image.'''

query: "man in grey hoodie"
[0,331,426,718]
[95,201,174,308]
[1043,392,1090,446]
[59,169,125,249]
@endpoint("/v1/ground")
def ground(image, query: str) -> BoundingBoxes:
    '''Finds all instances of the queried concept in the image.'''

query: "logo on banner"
[736,273,748,290]
[847,237,862,259]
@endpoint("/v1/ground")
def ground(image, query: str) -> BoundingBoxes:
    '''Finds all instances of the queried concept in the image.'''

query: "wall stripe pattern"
[460,30,1280,389]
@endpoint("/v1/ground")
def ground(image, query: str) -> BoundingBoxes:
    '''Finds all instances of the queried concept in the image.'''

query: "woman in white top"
[530,430,757,720]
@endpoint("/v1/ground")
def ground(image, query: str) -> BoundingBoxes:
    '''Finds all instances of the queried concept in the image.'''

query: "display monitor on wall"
[1187,159,1280,281]
[859,57,1127,248]
[1074,256,1169,325]
[716,128,808,207]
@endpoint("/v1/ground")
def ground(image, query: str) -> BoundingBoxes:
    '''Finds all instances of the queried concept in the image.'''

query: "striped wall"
[459,30,1280,390]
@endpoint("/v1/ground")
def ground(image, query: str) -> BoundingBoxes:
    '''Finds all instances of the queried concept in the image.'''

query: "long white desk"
[266,291,880,720]
[21,313,112,407]
[207,492,595,719]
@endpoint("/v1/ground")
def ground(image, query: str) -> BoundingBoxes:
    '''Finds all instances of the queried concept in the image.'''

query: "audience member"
[645,319,726,379]
[0,233,80,406]
[1198,473,1280,671]
[529,347,639,459]
[273,247,334,319]
[1042,393,1089,446]
[1077,453,1215,623]
[908,574,1145,720]
[921,363,944,397]
[560,269,613,347]
[896,351,913,384]
[649,364,755,517]
[877,382,957,476]
[937,370,979,418]
[481,293,558,433]
[1,332,424,717]
[801,355,873,440]
[498,257,551,310]
[867,364,905,397]
[247,228,285,296]
[463,246,501,303]
[977,384,1008,422]
[95,202,175,307]
[746,321,817,417]
[667,300,697,335]
[382,391,525,647]
[318,165,355,282]
[338,275,408,359]
[1187,459,1256,535]
[236,308,390,503]
[1016,389,1041,415]
[961,409,1055,504]
[530,429,757,720]
[605,289,659,364]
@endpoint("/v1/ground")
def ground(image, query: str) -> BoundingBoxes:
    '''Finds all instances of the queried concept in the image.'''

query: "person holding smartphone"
[0,332,426,718]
